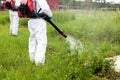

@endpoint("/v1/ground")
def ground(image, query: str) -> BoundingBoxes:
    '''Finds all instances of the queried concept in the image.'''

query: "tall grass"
[0,10,120,79]
[0,11,9,25]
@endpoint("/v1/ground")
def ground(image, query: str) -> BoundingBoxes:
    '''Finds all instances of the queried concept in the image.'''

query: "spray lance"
[47,19,67,38]
[38,12,67,38]
[45,17,67,38]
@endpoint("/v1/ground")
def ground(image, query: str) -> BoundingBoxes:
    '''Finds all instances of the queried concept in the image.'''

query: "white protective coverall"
[28,0,52,65]
[9,0,20,36]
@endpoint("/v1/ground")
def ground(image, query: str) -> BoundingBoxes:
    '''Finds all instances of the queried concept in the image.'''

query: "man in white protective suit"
[6,0,20,36]
[21,0,52,65]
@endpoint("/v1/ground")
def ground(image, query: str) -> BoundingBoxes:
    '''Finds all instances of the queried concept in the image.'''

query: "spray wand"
[39,13,67,38]
[46,19,67,38]
[37,8,67,38]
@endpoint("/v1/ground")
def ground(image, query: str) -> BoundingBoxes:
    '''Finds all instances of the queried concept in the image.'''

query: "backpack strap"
[34,0,37,13]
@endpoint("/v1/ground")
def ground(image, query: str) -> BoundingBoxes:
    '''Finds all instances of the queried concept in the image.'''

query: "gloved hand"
[31,10,39,18]
[37,13,51,21]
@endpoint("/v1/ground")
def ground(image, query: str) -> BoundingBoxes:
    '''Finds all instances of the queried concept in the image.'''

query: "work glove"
[37,13,51,21]
[31,10,39,18]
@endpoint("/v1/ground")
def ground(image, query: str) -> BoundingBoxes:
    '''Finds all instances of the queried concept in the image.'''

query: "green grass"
[0,10,120,80]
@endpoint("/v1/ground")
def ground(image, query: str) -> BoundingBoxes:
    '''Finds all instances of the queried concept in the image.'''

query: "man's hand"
[6,0,11,2]
[37,13,51,21]
[20,0,27,5]
[31,10,39,18]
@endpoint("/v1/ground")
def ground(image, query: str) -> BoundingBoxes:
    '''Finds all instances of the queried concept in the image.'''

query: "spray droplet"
[66,35,83,54]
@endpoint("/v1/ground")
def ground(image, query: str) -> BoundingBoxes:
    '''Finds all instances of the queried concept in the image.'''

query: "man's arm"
[37,0,52,18]
[15,0,20,7]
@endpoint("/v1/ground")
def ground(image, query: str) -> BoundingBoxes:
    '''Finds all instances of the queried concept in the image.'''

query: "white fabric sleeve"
[15,0,20,7]
[36,0,52,17]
